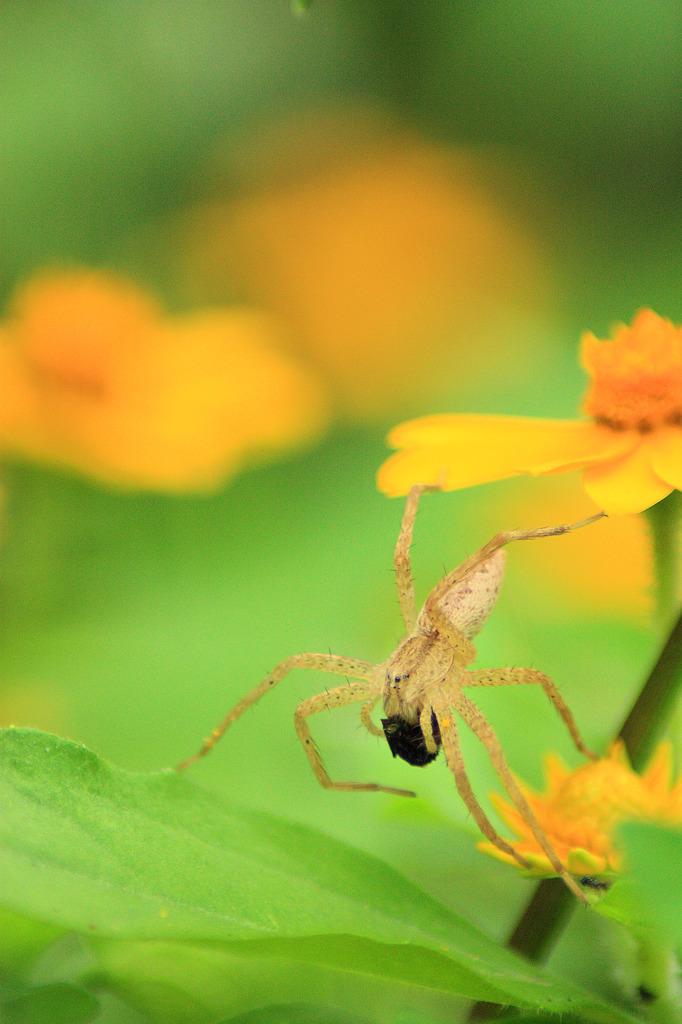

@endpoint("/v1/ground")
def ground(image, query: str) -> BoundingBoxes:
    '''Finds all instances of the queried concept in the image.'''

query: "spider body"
[178,485,603,902]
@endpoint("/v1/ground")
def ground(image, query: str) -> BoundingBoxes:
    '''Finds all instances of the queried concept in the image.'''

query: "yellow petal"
[581,436,673,515]
[641,741,673,795]
[522,851,555,875]
[0,339,36,435]
[489,791,531,838]
[476,841,518,868]
[378,415,634,497]
[668,781,682,818]
[566,848,607,876]
[607,739,631,767]
[543,752,570,794]
[649,427,682,491]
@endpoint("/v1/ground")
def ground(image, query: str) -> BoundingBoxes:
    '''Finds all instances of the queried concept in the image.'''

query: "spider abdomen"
[417,548,506,640]
[381,712,441,766]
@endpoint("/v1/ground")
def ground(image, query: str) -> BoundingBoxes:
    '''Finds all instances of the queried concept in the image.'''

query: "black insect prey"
[382,710,441,767]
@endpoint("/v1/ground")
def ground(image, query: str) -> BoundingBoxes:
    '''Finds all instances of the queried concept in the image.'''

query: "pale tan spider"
[178,485,603,902]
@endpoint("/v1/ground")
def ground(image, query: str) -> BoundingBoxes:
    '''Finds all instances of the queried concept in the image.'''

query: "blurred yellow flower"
[0,270,329,490]
[378,310,682,515]
[180,114,551,419]
[479,741,682,878]
[476,478,652,619]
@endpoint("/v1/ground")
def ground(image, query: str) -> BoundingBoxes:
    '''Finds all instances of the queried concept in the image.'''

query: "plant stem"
[645,491,682,627]
[468,878,573,1021]
[635,933,682,1024]
[618,606,682,771]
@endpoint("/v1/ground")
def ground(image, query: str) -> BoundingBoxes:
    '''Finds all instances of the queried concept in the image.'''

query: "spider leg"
[466,667,598,760]
[432,702,531,870]
[394,483,441,634]
[423,587,478,662]
[419,704,439,754]
[450,690,588,903]
[426,511,605,628]
[176,653,379,771]
[296,682,415,797]
[360,695,384,737]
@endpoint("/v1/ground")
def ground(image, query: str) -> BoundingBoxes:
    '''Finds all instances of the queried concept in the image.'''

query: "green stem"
[468,878,573,1021]
[635,933,682,1023]
[618,606,682,771]
[645,490,682,626]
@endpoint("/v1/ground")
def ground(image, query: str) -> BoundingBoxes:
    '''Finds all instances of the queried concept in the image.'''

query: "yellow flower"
[475,478,653,619]
[377,309,682,515]
[180,114,551,420]
[0,270,329,490]
[479,741,682,877]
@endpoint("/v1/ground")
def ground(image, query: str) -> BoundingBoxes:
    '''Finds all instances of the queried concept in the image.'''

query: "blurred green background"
[1,1,679,1020]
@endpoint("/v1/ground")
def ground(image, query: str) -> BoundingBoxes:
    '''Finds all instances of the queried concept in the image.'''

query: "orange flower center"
[581,309,682,431]
[549,759,651,835]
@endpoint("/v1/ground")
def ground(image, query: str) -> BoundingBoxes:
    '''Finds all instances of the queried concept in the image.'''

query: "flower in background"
[474,478,652,619]
[0,270,329,490]
[378,310,682,515]
[180,111,552,419]
[479,741,682,878]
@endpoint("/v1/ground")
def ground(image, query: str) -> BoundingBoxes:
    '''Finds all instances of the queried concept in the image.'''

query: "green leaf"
[218,1004,372,1024]
[2,983,98,1024]
[614,821,682,945]
[0,908,63,981]
[0,729,642,1022]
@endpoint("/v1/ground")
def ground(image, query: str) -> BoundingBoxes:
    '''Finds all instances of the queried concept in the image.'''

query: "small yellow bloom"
[479,741,682,877]
[0,270,329,490]
[378,310,682,515]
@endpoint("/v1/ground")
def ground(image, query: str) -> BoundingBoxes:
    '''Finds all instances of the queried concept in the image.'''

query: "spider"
[177,485,603,903]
